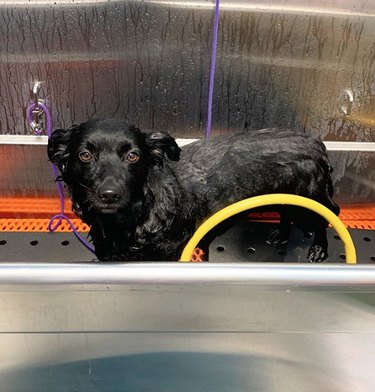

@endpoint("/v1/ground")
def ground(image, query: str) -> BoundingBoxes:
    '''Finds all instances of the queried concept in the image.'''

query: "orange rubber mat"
[0,197,76,219]
[248,204,375,230]
[0,218,90,232]
[0,197,374,232]
[0,197,86,231]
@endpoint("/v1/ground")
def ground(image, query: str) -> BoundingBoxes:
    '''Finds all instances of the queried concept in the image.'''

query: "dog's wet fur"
[48,118,339,262]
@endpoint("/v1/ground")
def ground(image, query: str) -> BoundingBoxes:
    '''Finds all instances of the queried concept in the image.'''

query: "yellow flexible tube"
[180,194,357,264]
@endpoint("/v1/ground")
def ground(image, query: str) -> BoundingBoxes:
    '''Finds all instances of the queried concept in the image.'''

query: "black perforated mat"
[0,222,373,263]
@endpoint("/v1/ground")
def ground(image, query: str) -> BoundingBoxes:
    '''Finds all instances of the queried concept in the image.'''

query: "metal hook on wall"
[339,89,354,117]
[29,81,45,135]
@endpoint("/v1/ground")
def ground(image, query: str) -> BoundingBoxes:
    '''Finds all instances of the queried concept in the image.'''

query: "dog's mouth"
[89,198,124,214]
[98,205,120,214]
[93,201,123,214]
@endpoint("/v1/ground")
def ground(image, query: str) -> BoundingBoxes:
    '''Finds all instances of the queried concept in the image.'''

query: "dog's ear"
[47,127,72,173]
[145,131,181,166]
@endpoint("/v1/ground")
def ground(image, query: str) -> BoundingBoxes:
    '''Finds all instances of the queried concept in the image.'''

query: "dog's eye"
[126,151,140,163]
[78,151,93,162]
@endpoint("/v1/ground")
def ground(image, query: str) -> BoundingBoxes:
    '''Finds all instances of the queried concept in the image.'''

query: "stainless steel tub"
[0,262,374,391]
[0,0,374,390]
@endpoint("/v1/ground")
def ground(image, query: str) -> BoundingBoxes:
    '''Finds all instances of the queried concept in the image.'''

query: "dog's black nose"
[99,189,121,204]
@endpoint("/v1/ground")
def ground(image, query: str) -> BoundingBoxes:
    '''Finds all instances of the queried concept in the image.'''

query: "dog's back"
[176,129,338,217]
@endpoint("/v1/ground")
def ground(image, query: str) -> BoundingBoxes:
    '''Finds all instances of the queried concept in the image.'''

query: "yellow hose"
[180,194,357,264]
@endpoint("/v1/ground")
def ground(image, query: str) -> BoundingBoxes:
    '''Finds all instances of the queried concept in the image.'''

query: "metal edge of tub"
[1,135,375,151]
[0,262,374,286]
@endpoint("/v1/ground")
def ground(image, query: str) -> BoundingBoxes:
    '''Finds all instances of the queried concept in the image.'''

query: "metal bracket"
[29,81,45,135]
[339,89,354,117]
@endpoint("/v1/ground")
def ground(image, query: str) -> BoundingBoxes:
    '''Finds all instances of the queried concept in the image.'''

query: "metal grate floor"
[0,222,373,264]
[210,221,375,264]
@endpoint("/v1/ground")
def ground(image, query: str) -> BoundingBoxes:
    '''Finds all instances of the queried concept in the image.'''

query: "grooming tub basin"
[0,262,374,392]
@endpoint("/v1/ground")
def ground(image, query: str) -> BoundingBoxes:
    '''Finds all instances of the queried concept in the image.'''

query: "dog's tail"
[314,138,340,216]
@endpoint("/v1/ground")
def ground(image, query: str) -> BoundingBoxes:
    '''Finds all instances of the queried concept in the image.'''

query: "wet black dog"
[48,118,339,262]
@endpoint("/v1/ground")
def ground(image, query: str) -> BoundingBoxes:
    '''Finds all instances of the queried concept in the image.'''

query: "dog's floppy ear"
[47,127,72,173]
[145,131,181,166]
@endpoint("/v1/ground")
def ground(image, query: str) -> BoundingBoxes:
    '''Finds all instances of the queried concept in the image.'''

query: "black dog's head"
[48,119,181,214]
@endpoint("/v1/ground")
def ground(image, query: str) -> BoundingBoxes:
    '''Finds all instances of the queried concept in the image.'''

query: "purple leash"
[27,102,95,254]
[205,0,220,139]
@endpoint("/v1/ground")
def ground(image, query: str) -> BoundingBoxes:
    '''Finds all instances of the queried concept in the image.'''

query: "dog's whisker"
[78,182,90,190]
[80,198,90,206]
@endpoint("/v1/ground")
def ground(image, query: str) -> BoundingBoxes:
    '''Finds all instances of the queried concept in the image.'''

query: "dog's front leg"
[93,239,115,261]
[267,213,291,246]
[307,222,329,263]
[89,225,115,261]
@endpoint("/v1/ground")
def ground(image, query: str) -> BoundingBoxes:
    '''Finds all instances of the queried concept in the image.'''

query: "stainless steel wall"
[0,0,375,141]
[0,1,374,201]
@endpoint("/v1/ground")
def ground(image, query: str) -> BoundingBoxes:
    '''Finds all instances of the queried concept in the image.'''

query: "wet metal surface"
[0,261,374,391]
[0,0,374,141]
[0,0,374,201]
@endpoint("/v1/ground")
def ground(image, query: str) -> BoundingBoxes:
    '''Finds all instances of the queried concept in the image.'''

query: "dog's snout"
[98,188,121,204]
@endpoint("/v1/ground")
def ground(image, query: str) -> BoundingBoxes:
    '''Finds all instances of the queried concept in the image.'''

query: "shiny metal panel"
[0,0,374,141]
[0,263,374,333]
[0,0,212,137]
[1,262,375,286]
[0,0,374,202]
[3,134,375,150]
[0,333,374,391]
[0,262,374,391]
[215,0,375,140]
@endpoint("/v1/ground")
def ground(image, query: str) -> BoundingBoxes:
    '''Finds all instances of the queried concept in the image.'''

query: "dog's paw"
[267,228,288,245]
[307,245,327,263]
